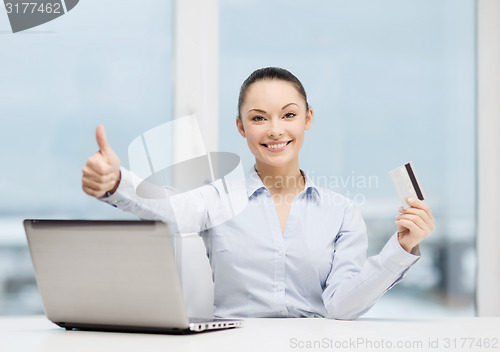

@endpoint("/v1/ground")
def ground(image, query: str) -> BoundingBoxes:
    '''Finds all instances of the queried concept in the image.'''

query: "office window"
[0,0,174,314]
[219,0,476,317]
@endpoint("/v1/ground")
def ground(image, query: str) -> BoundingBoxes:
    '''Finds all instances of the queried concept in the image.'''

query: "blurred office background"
[0,0,475,318]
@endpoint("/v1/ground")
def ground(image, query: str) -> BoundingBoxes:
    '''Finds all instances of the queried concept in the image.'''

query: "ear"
[304,108,313,130]
[236,117,246,138]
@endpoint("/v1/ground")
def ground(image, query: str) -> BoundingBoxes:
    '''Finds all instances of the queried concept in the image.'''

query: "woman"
[82,67,434,319]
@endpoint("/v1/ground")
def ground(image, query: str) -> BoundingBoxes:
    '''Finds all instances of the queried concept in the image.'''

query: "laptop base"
[55,318,242,334]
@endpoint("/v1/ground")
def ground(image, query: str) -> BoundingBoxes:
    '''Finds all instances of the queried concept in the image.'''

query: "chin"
[258,157,295,169]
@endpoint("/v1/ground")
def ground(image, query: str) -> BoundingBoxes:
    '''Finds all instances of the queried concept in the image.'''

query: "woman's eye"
[284,113,296,119]
[252,116,265,122]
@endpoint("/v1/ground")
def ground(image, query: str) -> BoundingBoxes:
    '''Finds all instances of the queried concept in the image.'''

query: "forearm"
[100,167,176,224]
[323,233,420,320]
[99,167,228,234]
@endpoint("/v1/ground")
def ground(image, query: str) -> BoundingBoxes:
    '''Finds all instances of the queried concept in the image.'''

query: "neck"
[254,161,305,194]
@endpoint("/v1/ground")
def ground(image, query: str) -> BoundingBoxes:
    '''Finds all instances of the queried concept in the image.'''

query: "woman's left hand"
[395,198,435,253]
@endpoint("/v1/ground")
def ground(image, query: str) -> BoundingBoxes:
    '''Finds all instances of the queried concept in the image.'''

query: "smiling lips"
[262,140,292,152]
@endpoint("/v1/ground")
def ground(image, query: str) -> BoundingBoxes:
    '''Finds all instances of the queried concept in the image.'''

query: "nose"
[267,118,284,139]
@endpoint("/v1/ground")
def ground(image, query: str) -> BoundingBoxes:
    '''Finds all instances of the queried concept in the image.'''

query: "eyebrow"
[247,103,299,114]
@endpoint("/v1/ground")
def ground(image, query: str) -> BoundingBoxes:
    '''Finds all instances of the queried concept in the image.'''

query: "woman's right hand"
[82,125,121,198]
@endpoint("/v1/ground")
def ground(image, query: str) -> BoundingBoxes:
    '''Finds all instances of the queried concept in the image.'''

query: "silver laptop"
[23,219,243,333]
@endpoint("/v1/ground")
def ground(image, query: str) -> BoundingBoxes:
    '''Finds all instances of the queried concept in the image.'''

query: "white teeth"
[267,142,287,149]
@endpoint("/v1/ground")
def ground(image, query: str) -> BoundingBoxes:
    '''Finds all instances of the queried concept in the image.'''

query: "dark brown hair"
[237,67,309,119]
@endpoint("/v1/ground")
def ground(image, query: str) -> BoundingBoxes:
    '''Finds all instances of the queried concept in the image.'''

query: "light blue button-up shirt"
[104,167,420,320]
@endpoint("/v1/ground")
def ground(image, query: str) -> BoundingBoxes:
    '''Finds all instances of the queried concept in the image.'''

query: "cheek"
[291,125,306,143]
[243,126,262,144]
[245,132,262,156]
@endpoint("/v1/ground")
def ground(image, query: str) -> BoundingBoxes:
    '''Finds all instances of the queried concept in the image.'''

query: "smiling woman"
[84,66,435,319]
[219,0,477,318]
[237,81,312,177]
[235,69,314,233]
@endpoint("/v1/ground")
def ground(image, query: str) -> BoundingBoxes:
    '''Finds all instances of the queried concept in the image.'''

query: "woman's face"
[236,79,313,170]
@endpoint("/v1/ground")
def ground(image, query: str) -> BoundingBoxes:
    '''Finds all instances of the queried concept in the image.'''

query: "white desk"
[0,316,499,352]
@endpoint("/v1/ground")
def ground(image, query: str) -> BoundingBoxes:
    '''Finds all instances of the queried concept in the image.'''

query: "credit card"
[390,162,425,209]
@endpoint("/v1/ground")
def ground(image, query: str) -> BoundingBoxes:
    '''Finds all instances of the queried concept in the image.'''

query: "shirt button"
[278,250,284,257]
[277,285,283,292]
[280,311,286,317]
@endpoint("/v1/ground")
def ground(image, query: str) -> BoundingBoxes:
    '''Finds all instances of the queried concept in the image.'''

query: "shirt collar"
[302,170,321,198]
[245,166,321,198]
[245,167,266,197]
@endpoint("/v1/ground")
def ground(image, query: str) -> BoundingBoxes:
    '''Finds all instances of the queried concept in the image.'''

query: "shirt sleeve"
[100,167,207,233]
[321,201,420,320]
[99,167,238,234]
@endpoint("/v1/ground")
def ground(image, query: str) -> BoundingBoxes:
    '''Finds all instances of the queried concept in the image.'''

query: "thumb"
[96,125,111,155]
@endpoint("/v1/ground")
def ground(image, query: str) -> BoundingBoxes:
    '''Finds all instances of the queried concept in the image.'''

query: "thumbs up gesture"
[82,125,121,198]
